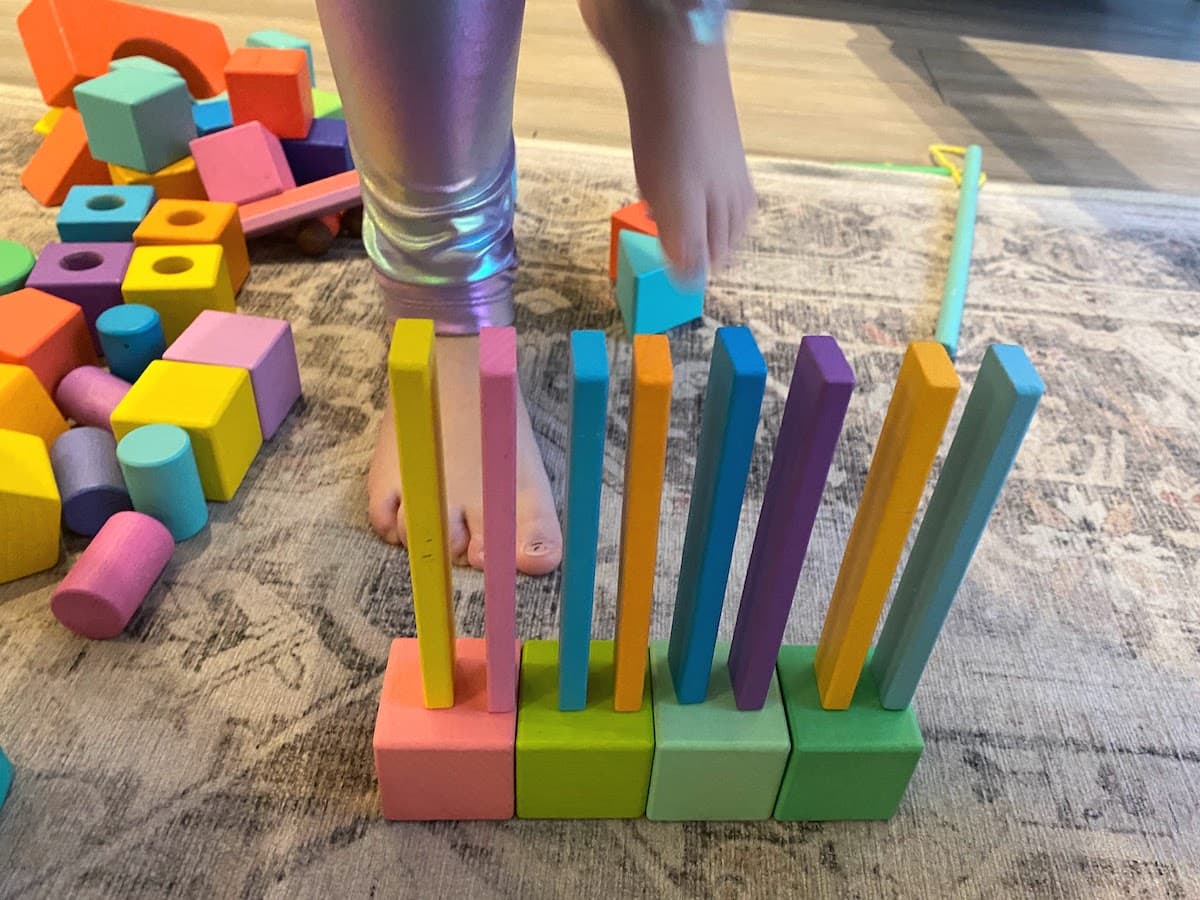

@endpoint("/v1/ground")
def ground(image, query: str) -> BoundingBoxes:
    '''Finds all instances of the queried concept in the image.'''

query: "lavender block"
[50,426,133,536]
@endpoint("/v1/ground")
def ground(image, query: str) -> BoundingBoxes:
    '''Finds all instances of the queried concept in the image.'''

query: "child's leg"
[315,0,562,575]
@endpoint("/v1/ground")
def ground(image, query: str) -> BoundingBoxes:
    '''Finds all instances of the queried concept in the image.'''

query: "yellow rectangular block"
[133,199,251,293]
[110,360,263,501]
[388,319,456,709]
[613,334,673,712]
[0,428,61,584]
[34,107,63,136]
[814,342,959,710]
[0,363,68,449]
[121,244,237,343]
[108,157,207,201]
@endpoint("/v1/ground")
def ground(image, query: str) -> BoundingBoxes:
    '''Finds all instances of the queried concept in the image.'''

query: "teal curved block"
[73,69,196,173]
[615,230,704,335]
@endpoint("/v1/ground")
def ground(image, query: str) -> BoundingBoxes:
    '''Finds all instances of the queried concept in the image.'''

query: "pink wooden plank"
[237,169,361,238]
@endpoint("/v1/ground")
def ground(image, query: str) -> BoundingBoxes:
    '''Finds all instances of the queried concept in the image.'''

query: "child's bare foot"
[580,0,756,275]
[368,334,563,575]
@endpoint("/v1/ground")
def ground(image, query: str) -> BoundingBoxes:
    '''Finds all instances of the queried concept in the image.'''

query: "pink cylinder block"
[51,511,174,640]
[55,366,132,430]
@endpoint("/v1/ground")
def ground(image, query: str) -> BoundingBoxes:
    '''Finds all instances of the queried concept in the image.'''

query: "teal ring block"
[615,230,705,335]
[57,185,157,243]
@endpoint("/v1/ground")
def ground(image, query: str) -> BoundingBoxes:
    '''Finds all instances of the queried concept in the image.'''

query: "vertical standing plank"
[388,319,456,709]
[613,334,674,712]
[480,326,518,713]
[813,342,959,710]
[872,344,1043,710]
[667,326,767,705]
[727,335,855,710]
[558,331,610,711]
[935,144,983,360]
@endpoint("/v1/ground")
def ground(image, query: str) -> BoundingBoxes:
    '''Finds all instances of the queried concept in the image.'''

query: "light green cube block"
[646,640,790,821]
[516,640,654,819]
[774,645,923,821]
[74,68,196,173]
[311,88,343,120]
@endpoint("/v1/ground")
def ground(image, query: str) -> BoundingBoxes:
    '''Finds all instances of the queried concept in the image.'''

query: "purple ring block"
[163,310,301,440]
[25,243,135,352]
[49,427,133,536]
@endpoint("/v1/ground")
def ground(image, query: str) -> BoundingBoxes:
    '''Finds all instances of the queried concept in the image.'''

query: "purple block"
[163,310,301,440]
[727,336,855,710]
[26,243,135,352]
[50,426,133,536]
[280,118,354,186]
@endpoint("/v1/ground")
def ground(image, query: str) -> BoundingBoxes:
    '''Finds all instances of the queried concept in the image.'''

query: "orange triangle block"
[609,200,658,282]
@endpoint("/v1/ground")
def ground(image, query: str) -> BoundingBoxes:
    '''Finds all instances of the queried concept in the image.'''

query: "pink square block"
[374,637,518,821]
[189,122,296,205]
[163,310,301,439]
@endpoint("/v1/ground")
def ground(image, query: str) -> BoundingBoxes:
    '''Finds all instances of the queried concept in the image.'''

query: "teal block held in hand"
[615,230,705,335]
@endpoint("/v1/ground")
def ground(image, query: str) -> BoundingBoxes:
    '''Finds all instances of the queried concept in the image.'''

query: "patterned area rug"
[1,122,1199,898]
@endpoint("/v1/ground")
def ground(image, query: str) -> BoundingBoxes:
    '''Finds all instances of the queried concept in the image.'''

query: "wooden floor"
[2,0,1199,192]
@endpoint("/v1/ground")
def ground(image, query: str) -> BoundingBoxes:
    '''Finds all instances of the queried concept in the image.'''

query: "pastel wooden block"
[190,122,296,205]
[0,241,38,293]
[120,244,236,344]
[0,744,11,809]
[0,364,69,448]
[389,320,456,709]
[646,640,790,821]
[872,345,1044,710]
[374,637,517,821]
[34,107,64,136]
[51,510,173,639]
[246,30,316,86]
[479,327,518,714]
[54,366,131,430]
[108,157,206,201]
[613,334,672,712]
[57,185,157,243]
[164,310,301,440]
[49,426,132,536]
[116,424,208,541]
[281,119,353,186]
[73,68,196,173]
[192,95,232,137]
[16,0,230,108]
[616,231,704,336]
[25,242,134,348]
[238,170,360,238]
[224,48,313,140]
[311,88,343,120]
[0,428,62,584]
[609,199,657,281]
[134,199,250,292]
[814,342,958,711]
[0,288,98,393]
[775,645,923,821]
[20,108,111,207]
[668,327,766,704]
[516,640,654,819]
[559,331,610,711]
[96,304,166,383]
[110,359,262,502]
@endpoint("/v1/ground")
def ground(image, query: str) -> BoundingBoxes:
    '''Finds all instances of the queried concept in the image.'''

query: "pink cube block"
[374,637,518,821]
[163,310,300,439]
[189,122,296,205]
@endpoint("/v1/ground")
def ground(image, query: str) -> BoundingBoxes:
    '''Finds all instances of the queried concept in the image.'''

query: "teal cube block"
[57,185,157,243]
[774,645,923,821]
[74,68,197,173]
[647,640,790,821]
[516,640,654,819]
[109,56,186,86]
[193,95,233,136]
[615,230,704,336]
[0,744,11,809]
[247,30,316,86]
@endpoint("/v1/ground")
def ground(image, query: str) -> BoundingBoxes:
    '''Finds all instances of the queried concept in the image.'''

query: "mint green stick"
[935,145,983,360]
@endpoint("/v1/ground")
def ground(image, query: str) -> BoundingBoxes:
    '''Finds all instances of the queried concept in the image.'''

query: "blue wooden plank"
[558,331,610,711]
[667,326,767,704]
[935,144,983,360]
[871,344,1044,710]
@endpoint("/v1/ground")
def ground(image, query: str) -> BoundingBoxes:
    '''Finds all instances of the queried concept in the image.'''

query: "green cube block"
[74,68,196,173]
[516,639,654,819]
[311,88,344,120]
[646,640,790,821]
[775,645,923,821]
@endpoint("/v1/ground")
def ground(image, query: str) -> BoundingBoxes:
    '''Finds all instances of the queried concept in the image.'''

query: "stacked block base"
[774,645,923,821]
[374,637,517,821]
[516,640,653,819]
[646,640,790,821]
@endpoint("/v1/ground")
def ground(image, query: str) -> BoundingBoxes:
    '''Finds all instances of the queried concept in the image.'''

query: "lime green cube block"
[646,640,790,821]
[311,88,344,120]
[775,645,923,821]
[516,639,653,819]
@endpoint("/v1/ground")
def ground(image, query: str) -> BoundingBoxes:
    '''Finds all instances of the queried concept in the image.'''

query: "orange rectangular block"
[373,637,518,821]
[20,108,110,207]
[134,199,250,292]
[109,157,207,201]
[0,363,69,448]
[609,200,657,282]
[613,334,674,712]
[0,288,97,393]
[224,48,313,140]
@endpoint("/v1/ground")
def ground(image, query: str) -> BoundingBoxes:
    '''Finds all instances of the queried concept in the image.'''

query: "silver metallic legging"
[315,0,727,335]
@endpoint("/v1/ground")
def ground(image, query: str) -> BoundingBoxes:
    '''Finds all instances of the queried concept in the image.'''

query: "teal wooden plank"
[935,144,983,359]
